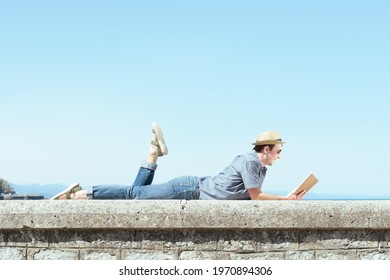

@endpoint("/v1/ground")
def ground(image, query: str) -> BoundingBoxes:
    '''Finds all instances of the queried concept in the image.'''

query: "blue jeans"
[87,161,200,200]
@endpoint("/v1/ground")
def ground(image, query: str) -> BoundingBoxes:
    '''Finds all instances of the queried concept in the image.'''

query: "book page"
[290,173,318,195]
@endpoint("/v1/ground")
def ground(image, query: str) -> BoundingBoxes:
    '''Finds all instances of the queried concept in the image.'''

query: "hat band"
[259,138,282,142]
[252,138,285,145]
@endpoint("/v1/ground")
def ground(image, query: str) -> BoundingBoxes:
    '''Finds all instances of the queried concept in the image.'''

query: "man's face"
[265,144,283,166]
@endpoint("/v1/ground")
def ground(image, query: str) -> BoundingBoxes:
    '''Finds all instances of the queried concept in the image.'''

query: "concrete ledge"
[1,200,390,230]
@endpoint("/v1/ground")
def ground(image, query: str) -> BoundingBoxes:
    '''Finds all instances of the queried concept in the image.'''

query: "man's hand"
[248,188,307,200]
[285,191,307,200]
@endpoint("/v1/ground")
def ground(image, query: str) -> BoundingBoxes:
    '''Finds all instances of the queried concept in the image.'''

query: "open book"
[289,172,318,196]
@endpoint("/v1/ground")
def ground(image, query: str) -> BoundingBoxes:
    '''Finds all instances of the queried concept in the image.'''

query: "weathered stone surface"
[217,230,257,252]
[28,248,78,260]
[378,230,390,249]
[49,229,137,249]
[2,200,390,230]
[230,252,285,260]
[2,201,390,260]
[173,230,218,251]
[357,249,390,260]
[300,230,378,250]
[0,233,6,246]
[0,247,25,260]
[6,230,49,248]
[315,250,357,260]
[179,251,230,260]
[140,230,177,250]
[285,250,315,260]
[258,230,299,251]
[122,250,176,260]
[80,249,119,260]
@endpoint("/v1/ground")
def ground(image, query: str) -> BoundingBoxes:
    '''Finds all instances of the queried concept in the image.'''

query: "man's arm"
[247,188,306,200]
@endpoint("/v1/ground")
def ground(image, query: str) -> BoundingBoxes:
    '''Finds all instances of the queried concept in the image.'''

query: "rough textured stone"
[140,230,177,250]
[29,248,78,260]
[2,200,390,230]
[49,229,137,249]
[0,247,25,260]
[80,249,119,260]
[300,230,378,250]
[378,230,390,249]
[230,252,285,260]
[0,233,6,246]
[179,251,230,260]
[174,230,218,251]
[217,230,257,252]
[2,201,390,260]
[122,250,176,260]
[285,250,315,260]
[357,249,390,260]
[258,230,299,251]
[315,250,357,260]
[6,230,49,247]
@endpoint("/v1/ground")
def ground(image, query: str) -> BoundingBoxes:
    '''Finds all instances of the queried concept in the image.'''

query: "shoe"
[151,122,168,156]
[50,182,82,200]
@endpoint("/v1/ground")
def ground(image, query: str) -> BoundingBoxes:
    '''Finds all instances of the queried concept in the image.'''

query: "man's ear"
[263,145,270,153]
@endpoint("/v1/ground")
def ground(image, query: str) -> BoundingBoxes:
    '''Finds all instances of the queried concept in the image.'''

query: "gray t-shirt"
[199,150,267,200]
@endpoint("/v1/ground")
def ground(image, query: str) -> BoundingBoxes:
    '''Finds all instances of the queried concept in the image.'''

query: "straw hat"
[251,131,286,145]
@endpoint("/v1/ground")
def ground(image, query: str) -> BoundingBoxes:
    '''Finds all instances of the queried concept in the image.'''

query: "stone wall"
[1,200,390,260]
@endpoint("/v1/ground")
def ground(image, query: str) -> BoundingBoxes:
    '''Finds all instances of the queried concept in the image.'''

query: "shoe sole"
[152,122,168,156]
[50,182,82,200]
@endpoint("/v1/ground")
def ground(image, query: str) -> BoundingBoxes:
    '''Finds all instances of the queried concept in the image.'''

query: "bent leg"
[132,161,157,186]
[54,122,169,200]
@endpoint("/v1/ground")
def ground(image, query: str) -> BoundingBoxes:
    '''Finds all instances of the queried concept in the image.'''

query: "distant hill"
[10,183,66,199]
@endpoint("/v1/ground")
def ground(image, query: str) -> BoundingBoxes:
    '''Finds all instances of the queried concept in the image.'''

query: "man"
[52,122,305,200]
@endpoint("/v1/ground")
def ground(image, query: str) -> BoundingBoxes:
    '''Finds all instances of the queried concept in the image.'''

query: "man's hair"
[253,144,275,153]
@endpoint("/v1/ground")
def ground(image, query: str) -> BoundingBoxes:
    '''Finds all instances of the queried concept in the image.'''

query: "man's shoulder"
[243,150,260,162]
[232,150,261,166]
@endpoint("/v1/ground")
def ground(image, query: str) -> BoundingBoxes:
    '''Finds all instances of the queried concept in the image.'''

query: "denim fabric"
[88,161,200,200]
[130,175,200,200]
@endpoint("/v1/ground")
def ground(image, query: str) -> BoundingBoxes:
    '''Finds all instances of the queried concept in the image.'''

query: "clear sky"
[1,1,389,197]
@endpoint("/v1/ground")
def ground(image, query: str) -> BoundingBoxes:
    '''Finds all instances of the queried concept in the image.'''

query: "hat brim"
[251,140,286,145]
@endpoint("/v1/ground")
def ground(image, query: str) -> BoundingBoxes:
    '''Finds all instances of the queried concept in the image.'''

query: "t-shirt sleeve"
[241,160,262,189]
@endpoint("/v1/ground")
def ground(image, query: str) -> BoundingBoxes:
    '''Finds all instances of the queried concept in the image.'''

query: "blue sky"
[1,1,389,197]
